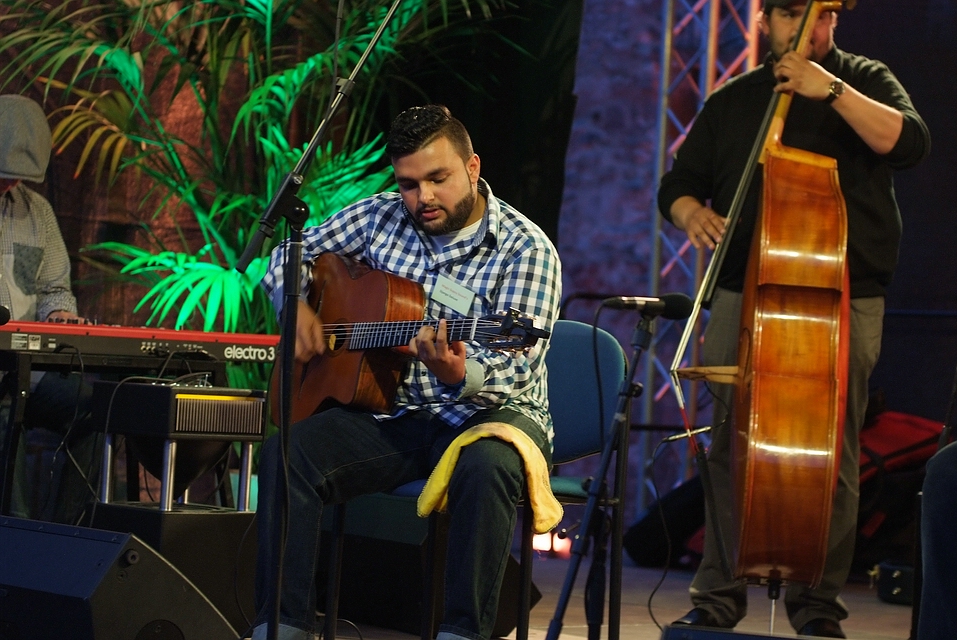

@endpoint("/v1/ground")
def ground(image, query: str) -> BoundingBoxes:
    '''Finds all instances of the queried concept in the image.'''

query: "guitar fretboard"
[331,318,499,350]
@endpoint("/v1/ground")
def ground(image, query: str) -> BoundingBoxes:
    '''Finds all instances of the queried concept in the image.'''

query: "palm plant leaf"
[0,0,517,343]
[0,2,147,95]
[49,89,135,182]
[112,248,270,332]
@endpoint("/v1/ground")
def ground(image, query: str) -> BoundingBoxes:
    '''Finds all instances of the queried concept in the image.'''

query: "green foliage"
[0,0,509,343]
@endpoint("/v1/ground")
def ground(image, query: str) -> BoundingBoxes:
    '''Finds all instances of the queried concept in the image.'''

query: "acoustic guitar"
[270,252,550,423]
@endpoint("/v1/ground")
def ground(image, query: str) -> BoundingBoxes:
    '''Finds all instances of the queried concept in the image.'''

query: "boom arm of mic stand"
[236,173,306,274]
[235,0,407,275]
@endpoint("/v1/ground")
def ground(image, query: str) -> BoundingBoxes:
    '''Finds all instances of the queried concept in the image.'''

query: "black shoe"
[797,618,846,638]
[672,607,726,628]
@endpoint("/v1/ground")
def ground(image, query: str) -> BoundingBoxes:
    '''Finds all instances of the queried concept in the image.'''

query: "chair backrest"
[545,320,628,465]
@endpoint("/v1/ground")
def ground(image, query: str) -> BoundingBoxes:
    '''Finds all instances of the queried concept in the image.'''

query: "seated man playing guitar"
[252,105,562,640]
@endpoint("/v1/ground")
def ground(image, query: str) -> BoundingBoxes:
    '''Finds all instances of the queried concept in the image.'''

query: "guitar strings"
[314,319,522,343]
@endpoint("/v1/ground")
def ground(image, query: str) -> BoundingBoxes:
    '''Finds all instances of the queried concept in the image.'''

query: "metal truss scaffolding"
[634,0,761,510]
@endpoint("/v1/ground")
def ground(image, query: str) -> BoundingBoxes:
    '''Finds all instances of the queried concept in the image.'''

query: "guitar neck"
[337,318,482,350]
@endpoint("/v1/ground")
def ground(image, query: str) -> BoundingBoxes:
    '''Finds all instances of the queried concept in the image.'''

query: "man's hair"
[386,105,473,162]
[763,0,796,14]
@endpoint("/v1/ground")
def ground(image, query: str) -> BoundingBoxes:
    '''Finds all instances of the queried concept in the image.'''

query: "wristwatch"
[824,78,845,105]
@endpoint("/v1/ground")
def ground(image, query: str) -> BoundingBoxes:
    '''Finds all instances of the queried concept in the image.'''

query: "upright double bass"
[671,0,850,589]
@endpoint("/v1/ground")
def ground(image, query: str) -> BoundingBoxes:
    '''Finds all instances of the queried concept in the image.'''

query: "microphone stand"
[545,312,655,640]
[234,2,407,638]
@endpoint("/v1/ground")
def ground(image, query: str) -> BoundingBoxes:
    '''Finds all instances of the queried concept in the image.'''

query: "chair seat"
[550,475,588,500]
[390,479,427,498]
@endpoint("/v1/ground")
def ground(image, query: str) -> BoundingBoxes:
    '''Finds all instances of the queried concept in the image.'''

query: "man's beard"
[417,189,476,236]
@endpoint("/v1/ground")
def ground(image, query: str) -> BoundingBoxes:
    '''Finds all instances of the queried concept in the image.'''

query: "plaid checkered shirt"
[261,179,561,441]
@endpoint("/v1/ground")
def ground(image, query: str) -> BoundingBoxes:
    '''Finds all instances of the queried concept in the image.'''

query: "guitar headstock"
[477,308,551,352]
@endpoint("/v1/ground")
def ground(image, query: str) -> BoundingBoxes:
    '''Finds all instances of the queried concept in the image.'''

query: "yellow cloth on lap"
[417,422,563,534]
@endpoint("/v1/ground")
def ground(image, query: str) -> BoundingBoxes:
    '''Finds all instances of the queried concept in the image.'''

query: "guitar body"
[270,253,426,424]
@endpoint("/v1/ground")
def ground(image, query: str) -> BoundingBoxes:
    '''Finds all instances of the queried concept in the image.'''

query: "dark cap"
[0,95,52,183]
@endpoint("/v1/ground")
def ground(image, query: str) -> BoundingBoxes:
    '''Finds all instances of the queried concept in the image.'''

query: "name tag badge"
[432,274,476,316]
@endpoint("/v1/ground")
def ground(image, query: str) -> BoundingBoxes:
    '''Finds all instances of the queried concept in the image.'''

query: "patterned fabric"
[261,179,561,440]
[0,184,77,321]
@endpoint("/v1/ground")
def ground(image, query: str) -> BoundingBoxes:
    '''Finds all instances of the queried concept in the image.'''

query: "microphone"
[0,305,9,326]
[602,292,693,319]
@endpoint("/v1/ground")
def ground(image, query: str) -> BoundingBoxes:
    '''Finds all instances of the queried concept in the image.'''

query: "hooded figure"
[0,94,53,183]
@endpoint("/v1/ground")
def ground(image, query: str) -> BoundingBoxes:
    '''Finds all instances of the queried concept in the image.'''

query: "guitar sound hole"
[328,324,348,352]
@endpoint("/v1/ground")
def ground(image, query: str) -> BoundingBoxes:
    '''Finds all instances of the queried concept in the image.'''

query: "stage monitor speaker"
[0,516,236,640]
[316,492,540,638]
[88,502,257,636]
[660,625,781,639]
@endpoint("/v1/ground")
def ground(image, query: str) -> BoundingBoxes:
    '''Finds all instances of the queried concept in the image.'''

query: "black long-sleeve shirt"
[658,47,930,298]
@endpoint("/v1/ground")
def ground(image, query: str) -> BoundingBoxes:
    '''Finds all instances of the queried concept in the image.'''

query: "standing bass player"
[658,0,930,637]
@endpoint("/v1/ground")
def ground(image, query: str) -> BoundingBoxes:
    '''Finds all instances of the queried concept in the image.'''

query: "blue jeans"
[254,406,550,640]
[917,441,957,640]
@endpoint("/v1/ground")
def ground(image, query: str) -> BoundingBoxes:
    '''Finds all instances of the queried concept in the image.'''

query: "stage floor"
[341,554,914,640]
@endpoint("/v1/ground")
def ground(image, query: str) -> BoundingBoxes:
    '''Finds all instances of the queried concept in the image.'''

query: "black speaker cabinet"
[661,626,781,640]
[0,516,236,639]
[316,492,540,638]
[88,502,257,637]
